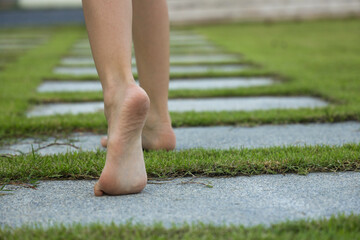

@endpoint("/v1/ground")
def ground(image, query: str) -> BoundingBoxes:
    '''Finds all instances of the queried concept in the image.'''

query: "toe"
[94,182,104,196]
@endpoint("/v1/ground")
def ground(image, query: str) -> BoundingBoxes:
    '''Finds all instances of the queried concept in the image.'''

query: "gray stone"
[0,39,47,44]
[72,44,218,51]
[73,39,212,49]
[26,96,328,117]
[70,45,221,56]
[61,54,240,66]
[0,133,103,155]
[2,122,359,156]
[38,81,102,92]
[170,54,239,63]
[37,77,274,92]
[74,34,205,45]
[1,172,359,228]
[54,65,246,76]
[0,43,37,50]
[170,35,206,41]
[0,34,48,39]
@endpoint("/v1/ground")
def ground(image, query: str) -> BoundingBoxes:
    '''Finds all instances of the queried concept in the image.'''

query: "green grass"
[195,18,360,111]
[1,144,359,183]
[1,214,359,240]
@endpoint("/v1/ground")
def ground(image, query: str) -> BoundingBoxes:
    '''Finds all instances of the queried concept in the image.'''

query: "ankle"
[146,106,172,127]
[102,80,135,109]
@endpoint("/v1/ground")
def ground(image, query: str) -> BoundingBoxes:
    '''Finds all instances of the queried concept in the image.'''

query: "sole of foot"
[94,83,150,196]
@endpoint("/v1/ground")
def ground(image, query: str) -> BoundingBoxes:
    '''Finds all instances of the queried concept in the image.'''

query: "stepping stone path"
[1,30,359,228]
[0,33,49,68]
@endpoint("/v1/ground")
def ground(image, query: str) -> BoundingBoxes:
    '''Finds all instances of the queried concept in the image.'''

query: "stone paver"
[1,172,359,228]
[74,40,211,49]
[1,122,359,155]
[54,65,247,76]
[0,39,48,44]
[70,46,223,56]
[74,35,205,45]
[61,54,240,65]
[37,77,274,92]
[0,43,38,50]
[72,44,218,51]
[27,96,327,117]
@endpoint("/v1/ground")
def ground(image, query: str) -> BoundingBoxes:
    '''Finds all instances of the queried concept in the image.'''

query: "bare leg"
[82,0,149,196]
[101,0,176,150]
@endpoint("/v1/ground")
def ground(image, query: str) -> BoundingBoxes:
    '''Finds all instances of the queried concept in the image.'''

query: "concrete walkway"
[1,172,359,228]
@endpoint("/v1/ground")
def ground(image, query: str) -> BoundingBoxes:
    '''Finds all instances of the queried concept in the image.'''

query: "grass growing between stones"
[195,18,360,114]
[1,144,359,183]
[0,214,359,240]
[1,19,360,139]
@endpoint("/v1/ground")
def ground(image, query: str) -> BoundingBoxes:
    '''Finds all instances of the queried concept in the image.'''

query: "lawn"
[1,214,359,239]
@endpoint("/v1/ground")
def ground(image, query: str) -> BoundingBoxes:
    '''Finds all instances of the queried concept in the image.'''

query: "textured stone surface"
[72,44,218,51]
[70,46,222,56]
[26,96,327,117]
[37,77,274,92]
[73,40,212,49]
[1,172,359,228]
[54,65,247,76]
[61,54,240,65]
[0,43,37,49]
[1,122,359,155]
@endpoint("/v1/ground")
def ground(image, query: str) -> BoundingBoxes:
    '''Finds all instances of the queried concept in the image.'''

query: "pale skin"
[82,0,176,196]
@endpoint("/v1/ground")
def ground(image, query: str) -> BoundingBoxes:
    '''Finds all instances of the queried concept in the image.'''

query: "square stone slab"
[71,44,219,53]
[26,96,328,117]
[37,77,274,92]
[0,39,47,44]
[61,54,240,66]
[70,45,221,55]
[0,43,37,50]
[74,35,205,46]
[54,65,247,76]
[1,122,359,155]
[1,122,360,156]
[73,39,212,49]
[1,173,359,228]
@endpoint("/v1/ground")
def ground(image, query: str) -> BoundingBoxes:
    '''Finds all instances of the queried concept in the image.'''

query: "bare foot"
[94,83,149,196]
[100,110,176,151]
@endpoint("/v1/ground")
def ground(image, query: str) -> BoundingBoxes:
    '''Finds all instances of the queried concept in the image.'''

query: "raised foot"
[95,83,149,196]
[101,116,176,151]
[141,122,176,151]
